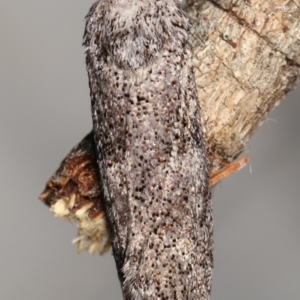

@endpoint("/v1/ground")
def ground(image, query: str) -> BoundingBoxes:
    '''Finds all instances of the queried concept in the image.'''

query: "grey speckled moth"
[83,0,213,299]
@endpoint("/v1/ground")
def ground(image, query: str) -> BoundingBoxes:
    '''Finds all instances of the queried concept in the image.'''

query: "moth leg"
[210,156,250,187]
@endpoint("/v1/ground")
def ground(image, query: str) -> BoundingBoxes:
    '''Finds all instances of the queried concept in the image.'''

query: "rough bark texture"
[185,0,299,174]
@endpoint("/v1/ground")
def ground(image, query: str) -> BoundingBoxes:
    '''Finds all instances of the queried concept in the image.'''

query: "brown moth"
[40,0,248,299]
[82,0,212,298]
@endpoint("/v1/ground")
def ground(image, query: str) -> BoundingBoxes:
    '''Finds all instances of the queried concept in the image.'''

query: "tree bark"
[185,0,299,174]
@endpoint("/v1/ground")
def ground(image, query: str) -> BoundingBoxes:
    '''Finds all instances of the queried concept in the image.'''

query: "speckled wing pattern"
[83,0,212,299]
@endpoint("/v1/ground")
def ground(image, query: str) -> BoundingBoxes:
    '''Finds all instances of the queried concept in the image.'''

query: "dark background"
[1,1,299,299]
